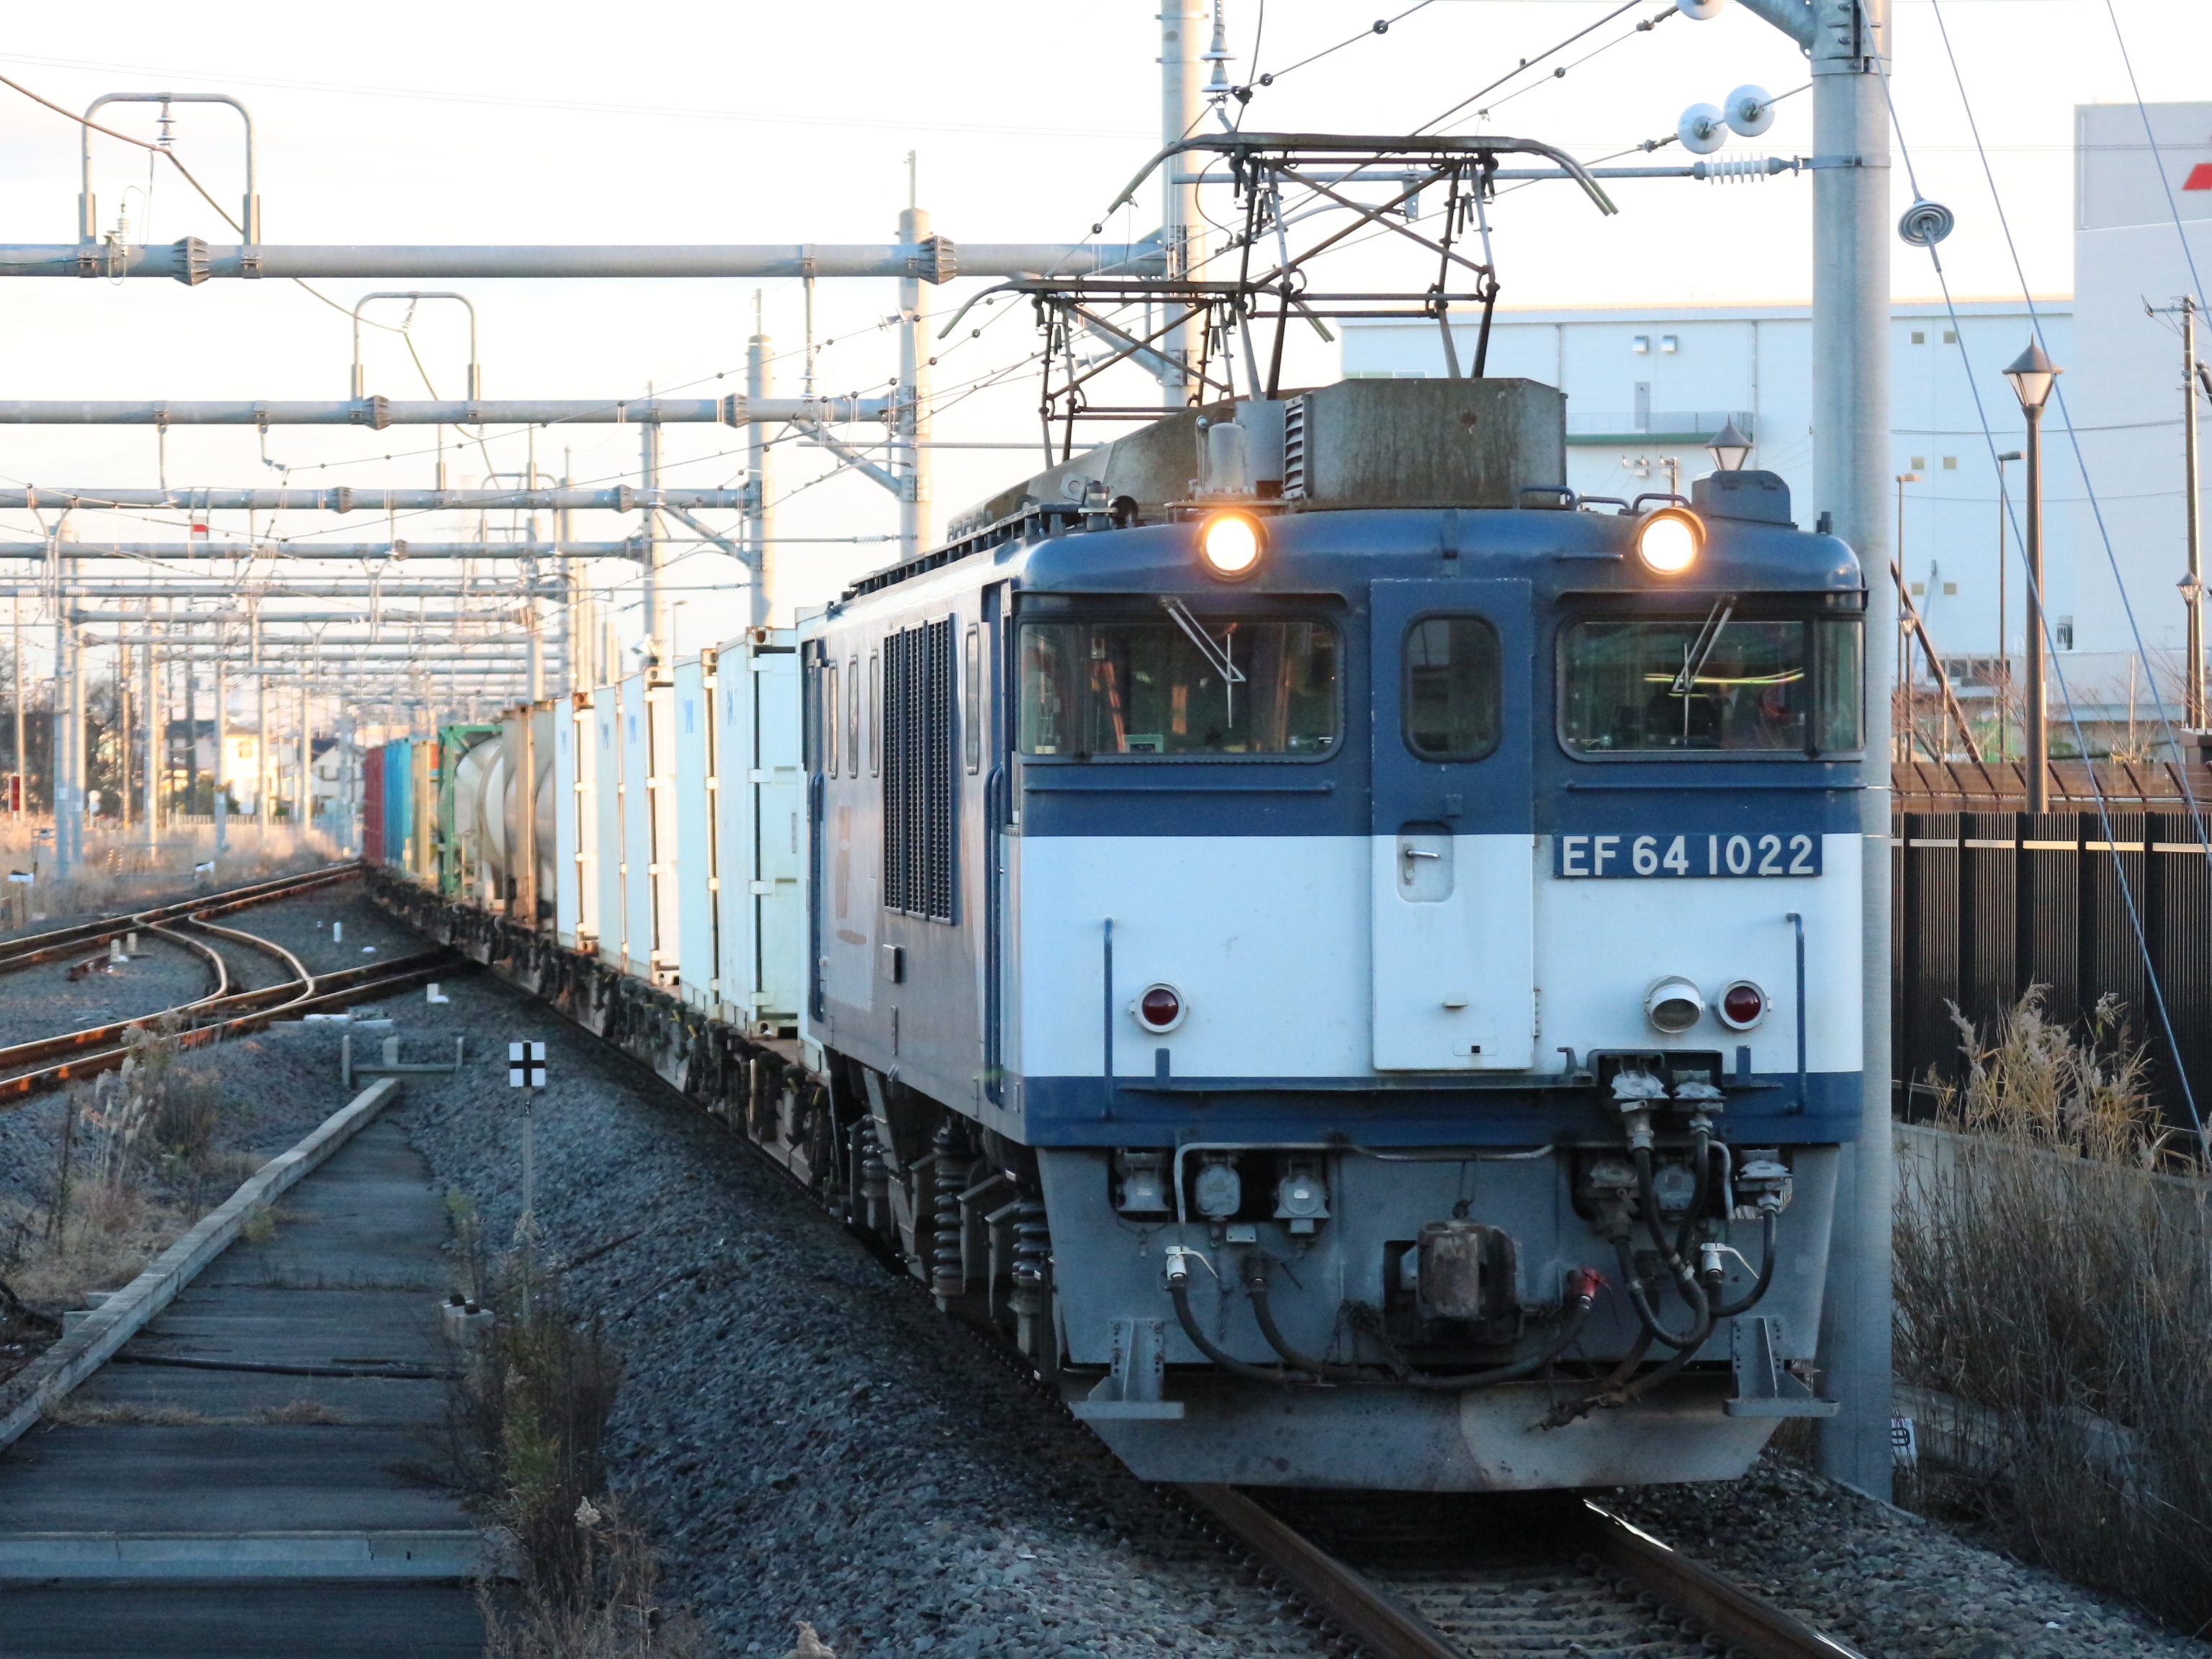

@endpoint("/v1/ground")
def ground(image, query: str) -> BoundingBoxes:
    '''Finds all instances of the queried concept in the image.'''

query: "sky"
[0,0,2201,683]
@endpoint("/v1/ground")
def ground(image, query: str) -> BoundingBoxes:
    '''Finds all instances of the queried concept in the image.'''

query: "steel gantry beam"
[0,487,744,511]
[0,540,635,560]
[1,240,1162,282]
[0,395,889,426]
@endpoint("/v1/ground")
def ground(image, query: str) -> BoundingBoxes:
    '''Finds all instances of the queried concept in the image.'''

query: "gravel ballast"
[9,876,2211,1658]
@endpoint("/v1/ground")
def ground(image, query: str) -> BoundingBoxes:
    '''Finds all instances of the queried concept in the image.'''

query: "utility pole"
[746,301,775,628]
[9,595,22,816]
[2184,295,2203,729]
[896,153,936,567]
[1738,0,1895,1498]
[213,650,228,855]
[1160,0,1208,406]
[50,536,82,880]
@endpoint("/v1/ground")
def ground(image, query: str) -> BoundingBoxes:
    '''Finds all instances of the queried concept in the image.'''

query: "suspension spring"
[930,1122,968,1298]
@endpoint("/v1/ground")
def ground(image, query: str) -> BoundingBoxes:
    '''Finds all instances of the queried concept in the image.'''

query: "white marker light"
[1199,511,1264,580]
[1635,508,1704,576]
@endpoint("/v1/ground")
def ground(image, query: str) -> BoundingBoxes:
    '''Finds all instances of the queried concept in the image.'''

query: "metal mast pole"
[2185,295,2203,729]
[141,603,157,837]
[1160,0,1208,406]
[640,418,666,662]
[1741,0,1894,1498]
[253,610,268,830]
[212,649,228,855]
[9,595,21,814]
[746,303,775,627]
[2026,400,2048,813]
[50,546,79,879]
[897,188,935,565]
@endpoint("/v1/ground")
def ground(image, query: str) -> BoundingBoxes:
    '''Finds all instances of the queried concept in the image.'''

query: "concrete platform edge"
[0,1076,405,1450]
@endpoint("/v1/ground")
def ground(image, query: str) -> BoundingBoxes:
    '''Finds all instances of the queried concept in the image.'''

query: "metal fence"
[1893,811,2212,1133]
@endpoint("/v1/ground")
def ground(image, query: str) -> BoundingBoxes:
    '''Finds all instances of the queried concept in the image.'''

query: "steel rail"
[0,948,461,1102]
[0,863,363,975]
[1179,1483,1863,1659]
[1567,1499,1868,1659]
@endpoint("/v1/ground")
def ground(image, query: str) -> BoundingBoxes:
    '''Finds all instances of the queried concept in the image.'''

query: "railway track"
[1180,1483,1863,1659]
[0,867,464,1100]
[0,862,366,976]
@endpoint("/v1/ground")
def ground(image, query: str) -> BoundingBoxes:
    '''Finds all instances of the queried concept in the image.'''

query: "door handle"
[1401,845,1442,885]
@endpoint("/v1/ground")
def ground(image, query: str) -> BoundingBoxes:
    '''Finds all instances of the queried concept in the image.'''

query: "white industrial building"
[1344,102,2212,745]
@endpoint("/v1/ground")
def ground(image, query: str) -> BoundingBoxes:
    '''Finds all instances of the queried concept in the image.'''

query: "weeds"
[445,1192,696,1657]
[253,1397,347,1425]
[0,1017,247,1324]
[1894,988,2212,1630]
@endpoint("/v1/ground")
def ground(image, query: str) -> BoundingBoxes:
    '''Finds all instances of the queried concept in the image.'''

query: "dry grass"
[444,1193,700,1658]
[253,1397,348,1425]
[0,1020,248,1318]
[1894,988,2212,1631]
[47,1400,210,1426]
[0,819,339,927]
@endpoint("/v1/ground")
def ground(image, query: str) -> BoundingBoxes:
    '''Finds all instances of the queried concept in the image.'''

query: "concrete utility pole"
[896,156,936,567]
[1160,0,1208,406]
[1738,0,1895,1498]
[2184,296,2204,729]
[50,543,84,879]
[747,304,776,627]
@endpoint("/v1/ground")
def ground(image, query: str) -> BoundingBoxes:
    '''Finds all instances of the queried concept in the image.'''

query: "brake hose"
[1611,1233,1713,1352]
[1241,1255,1381,1381]
[1708,1208,1779,1319]
[1165,1255,1310,1384]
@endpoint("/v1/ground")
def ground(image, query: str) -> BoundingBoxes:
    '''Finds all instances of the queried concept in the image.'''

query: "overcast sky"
[0,0,2200,656]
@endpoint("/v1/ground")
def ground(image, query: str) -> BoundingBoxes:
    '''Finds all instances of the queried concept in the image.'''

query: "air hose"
[1165,1252,1310,1385]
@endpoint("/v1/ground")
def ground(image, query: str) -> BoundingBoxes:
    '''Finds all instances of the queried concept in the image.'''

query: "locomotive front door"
[1368,577,1536,1071]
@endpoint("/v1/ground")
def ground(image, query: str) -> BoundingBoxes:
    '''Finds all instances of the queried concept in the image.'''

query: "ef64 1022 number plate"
[1554,832,1822,878]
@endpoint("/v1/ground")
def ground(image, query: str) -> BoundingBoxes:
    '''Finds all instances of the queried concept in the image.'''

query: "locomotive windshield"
[1559,611,1862,755]
[1018,613,1339,757]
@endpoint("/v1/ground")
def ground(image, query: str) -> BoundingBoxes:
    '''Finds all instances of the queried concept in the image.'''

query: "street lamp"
[2004,341,2062,813]
[1706,418,1753,472]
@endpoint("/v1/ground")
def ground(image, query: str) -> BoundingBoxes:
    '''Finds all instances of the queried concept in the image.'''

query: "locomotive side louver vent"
[881,617,956,922]
[1281,396,1308,502]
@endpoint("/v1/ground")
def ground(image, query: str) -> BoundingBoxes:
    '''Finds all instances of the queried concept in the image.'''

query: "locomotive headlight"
[1199,511,1264,580]
[1634,506,1704,576]
[1645,975,1707,1034]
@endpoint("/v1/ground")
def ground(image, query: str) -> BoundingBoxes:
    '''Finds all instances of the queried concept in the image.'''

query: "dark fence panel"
[1894,813,2212,1138]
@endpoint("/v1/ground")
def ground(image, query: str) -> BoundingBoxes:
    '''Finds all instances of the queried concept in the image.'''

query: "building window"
[1943,582,1958,596]
[1910,331,1925,344]
[1942,456,1958,469]
[1631,335,1650,355]
[882,618,956,922]
[1659,334,1678,354]
[2056,619,2075,650]
[1910,455,1925,470]
[1943,330,1958,343]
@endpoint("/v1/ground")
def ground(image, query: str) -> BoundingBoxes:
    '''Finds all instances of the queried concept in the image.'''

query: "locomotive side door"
[1368,577,1536,1071]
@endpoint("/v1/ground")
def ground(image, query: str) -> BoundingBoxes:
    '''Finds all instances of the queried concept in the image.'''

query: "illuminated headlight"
[1645,976,1706,1034]
[1199,511,1264,580]
[1718,979,1768,1031]
[1634,506,1704,575]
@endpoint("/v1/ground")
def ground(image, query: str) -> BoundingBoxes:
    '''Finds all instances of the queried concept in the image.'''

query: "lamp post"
[2004,341,2061,814]
[1706,418,1753,473]
[1996,451,2021,762]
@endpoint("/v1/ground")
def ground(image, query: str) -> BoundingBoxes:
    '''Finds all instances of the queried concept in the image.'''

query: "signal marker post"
[509,1040,547,1225]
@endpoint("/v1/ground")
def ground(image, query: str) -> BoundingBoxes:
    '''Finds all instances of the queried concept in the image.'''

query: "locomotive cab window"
[1559,607,1863,755]
[1403,616,1501,760]
[1017,610,1338,757]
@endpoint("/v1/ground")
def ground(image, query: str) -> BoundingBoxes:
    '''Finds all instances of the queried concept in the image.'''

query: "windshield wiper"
[1671,595,1737,696]
[1159,595,1246,685]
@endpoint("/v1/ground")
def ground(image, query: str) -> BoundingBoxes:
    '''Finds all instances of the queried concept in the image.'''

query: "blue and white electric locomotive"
[799,376,1860,1490]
